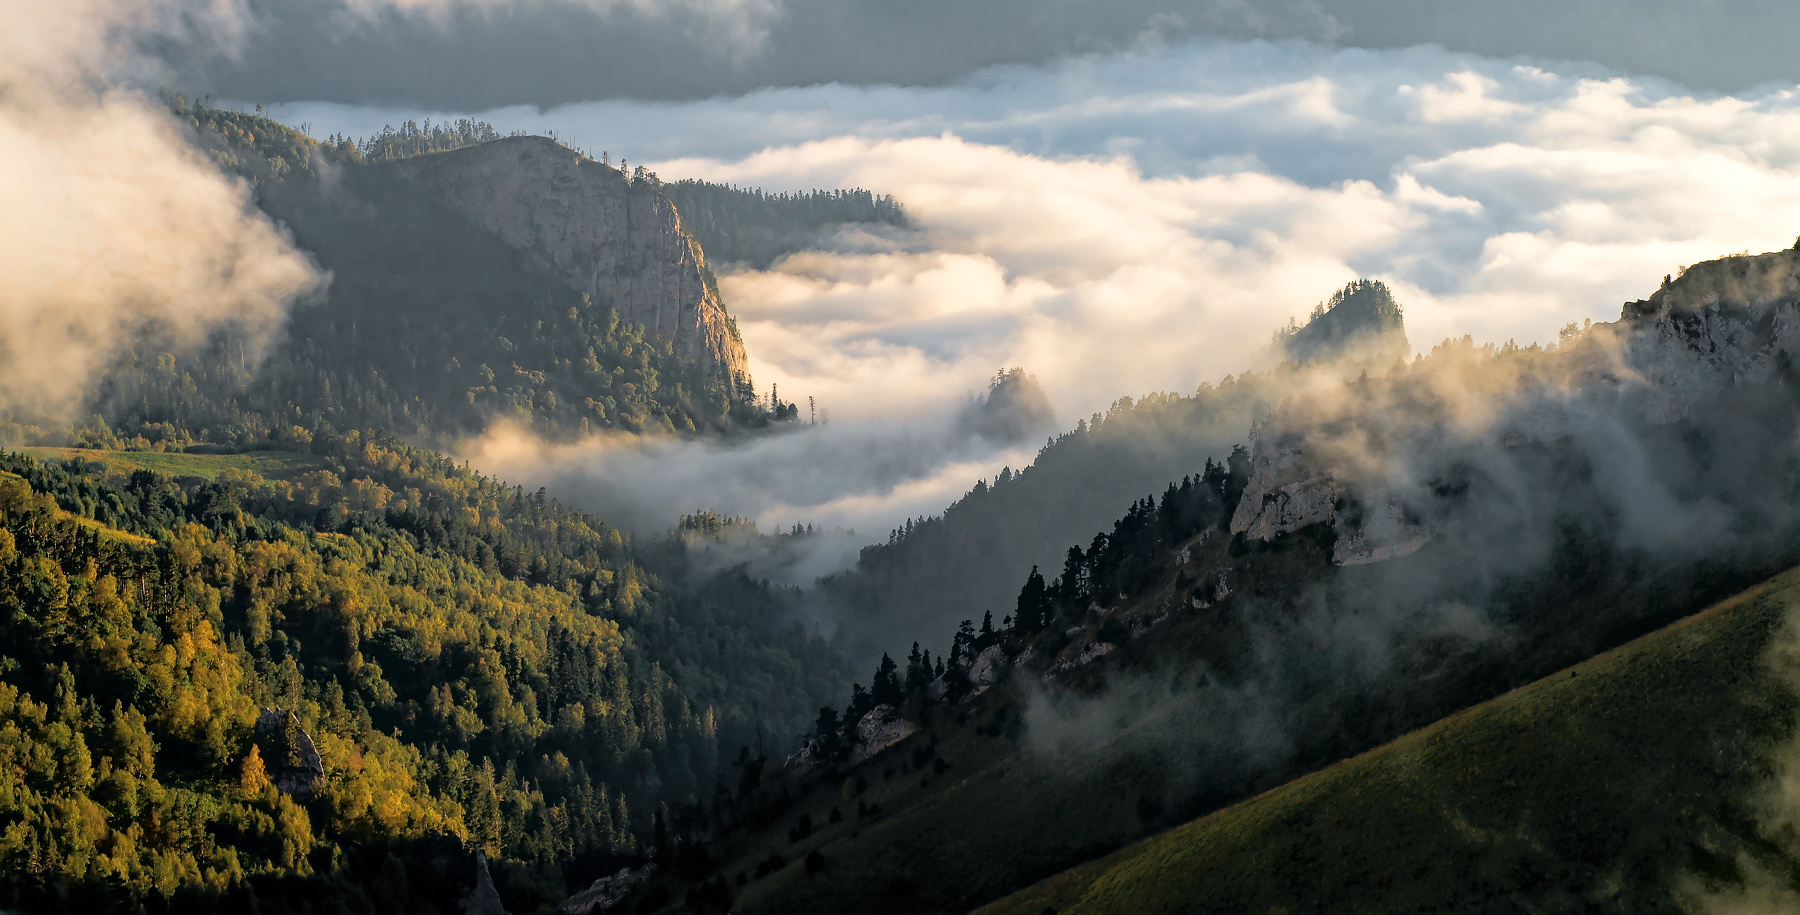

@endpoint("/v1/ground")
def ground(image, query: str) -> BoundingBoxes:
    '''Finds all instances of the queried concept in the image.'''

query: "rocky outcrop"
[557,863,655,915]
[1620,252,1800,423]
[785,737,827,778]
[965,645,1009,700]
[391,137,750,390]
[1051,640,1115,677]
[1229,471,1339,541]
[462,851,511,915]
[847,705,914,766]
[254,707,325,796]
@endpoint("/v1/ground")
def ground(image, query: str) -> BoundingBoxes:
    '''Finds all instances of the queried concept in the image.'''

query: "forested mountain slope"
[0,98,939,914]
[0,436,846,913]
[663,181,909,269]
[816,281,1410,659]
[0,102,909,450]
[1271,277,1409,365]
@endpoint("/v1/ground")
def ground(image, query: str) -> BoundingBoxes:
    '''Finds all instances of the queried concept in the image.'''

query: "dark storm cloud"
[152,0,1800,109]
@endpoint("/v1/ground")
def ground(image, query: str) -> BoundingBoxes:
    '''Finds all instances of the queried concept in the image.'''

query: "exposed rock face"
[1621,252,1800,423]
[390,137,751,390]
[1231,250,1800,565]
[1051,640,1115,677]
[847,705,914,766]
[254,707,325,796]
[1229,469,1339,542]
[965,645,1009,700]
[557,863,655,915]
[462,851,511,915]
[785,738,826,778]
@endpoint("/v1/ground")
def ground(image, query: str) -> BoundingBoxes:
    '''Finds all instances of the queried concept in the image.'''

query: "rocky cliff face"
[1231,249,1800,562]
[1621,251,1800,422]
[390,137,751,391]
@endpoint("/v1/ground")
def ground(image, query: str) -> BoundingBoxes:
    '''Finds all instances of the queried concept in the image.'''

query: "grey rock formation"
[254,707,325,796]
[847,705,915,766]
[785,739,823,778]
[557,863,655,915]
[391,137,751,391]
[1620,252,1800,423]
[462,851,511,915]
[964,645,1009,700]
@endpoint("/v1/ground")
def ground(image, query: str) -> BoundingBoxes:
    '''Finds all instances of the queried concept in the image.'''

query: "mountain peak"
[1275,279,1410,366]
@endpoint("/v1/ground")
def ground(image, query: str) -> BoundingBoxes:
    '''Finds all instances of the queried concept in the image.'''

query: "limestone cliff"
[1620,251,1800,422]
[389,137,750,391]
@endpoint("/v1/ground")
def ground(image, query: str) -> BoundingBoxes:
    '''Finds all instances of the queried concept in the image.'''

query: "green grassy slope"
[976,567,1800,915]
[17,447,328,482]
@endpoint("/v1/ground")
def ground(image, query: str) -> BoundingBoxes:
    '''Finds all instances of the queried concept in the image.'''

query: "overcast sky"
[158,0,1800,108]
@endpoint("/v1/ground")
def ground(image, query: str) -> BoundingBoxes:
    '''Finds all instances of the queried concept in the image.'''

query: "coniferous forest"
[0,431,848,913]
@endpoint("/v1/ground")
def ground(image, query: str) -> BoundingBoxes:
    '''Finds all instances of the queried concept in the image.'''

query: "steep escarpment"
[1622,250,1800,421]
[391,137,751,391]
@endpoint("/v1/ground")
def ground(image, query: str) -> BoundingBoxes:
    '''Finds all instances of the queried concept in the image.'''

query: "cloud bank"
[1,0,322,423]
[460,377,1051,548]
[375,40,1800,549]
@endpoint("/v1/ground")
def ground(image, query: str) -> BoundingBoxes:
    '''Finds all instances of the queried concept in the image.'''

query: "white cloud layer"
[292,39,1800,539]
[461,418,1039,558]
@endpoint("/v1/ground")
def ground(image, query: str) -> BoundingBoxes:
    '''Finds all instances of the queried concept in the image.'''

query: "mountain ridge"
[390,136,752,393]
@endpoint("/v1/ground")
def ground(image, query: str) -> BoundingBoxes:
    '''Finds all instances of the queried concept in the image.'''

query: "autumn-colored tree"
[240,744,270,797]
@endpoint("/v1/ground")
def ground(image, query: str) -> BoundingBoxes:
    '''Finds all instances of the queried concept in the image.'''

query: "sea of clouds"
[281,39,1800,544]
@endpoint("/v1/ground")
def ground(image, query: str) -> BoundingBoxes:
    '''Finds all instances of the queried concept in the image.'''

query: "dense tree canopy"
[0,434,846,912]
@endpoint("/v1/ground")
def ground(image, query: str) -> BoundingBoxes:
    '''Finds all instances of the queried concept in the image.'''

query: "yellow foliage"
[239,745,270,797]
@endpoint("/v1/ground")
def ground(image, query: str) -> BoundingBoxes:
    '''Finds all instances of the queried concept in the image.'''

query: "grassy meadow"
[15,447,329,483]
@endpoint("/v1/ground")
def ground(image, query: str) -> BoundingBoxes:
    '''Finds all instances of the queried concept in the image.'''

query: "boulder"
[254,707,325,797]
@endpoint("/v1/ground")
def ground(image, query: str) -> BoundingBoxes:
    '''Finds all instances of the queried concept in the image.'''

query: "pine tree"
[1015,566,1049,634]
[814,706,841,756]
[905,642,930,693]
[871,653,902,706]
